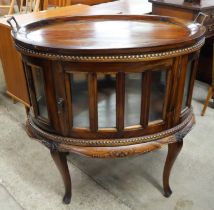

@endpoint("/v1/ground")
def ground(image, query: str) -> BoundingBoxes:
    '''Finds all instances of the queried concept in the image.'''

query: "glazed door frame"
[23,56,61,134]
[22,52,200,139]
[60,59,174,139]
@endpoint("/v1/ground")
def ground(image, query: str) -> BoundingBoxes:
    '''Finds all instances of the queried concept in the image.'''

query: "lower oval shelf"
[27,110,195,158]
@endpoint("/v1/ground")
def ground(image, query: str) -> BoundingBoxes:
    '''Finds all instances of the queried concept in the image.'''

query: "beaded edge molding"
[16,38,205,62]
[27,112,194,147]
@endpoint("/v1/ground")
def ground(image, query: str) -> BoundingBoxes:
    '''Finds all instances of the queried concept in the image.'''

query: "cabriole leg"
[50,150,72,204]
[163,141,183,197]
[201,86,213,116]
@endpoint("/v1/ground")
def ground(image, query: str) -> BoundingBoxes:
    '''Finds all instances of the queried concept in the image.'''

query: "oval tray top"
[12,15,206,60]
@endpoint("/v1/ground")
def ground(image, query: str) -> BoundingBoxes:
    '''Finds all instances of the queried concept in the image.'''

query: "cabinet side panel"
[0,25,30,106]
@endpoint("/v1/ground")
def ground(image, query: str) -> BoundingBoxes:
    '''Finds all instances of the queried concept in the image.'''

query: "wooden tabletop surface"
[0,0,152,28]
[14,15,203,52]
[92,0,152,15]
[149,0,214,10]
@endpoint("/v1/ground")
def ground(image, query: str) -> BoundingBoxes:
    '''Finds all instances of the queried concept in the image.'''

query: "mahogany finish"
[14,16,204,52]
[50,150,72,204]
[163,141,183,197]
[10,14,205,204]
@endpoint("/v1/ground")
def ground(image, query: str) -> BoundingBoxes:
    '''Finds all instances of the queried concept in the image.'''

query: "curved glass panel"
[149,70,166,122]
[97,74,116,128]
[31,67,48,119]
[124,73,142,127]
[70,73,89,128]
[182,61,193,110]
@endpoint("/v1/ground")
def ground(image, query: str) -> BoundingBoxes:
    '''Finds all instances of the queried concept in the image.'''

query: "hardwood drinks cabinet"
[8,14,206,204]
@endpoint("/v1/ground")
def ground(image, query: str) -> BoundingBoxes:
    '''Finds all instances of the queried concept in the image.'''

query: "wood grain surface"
[13,15,205,56]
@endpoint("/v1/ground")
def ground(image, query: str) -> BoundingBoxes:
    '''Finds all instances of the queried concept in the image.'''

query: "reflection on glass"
[149,70,166,122]
[182,61,193,110]
[124,73,142,127]
[31,67,48,119]
[70,73,89,128]
[97,74,116,128]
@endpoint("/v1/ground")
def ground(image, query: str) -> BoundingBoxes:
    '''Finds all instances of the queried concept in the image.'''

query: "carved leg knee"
[50,150,72,204]
[163,141,183,197]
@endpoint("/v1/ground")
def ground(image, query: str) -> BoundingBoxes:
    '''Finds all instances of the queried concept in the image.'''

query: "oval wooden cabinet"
[9,14,206,204]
